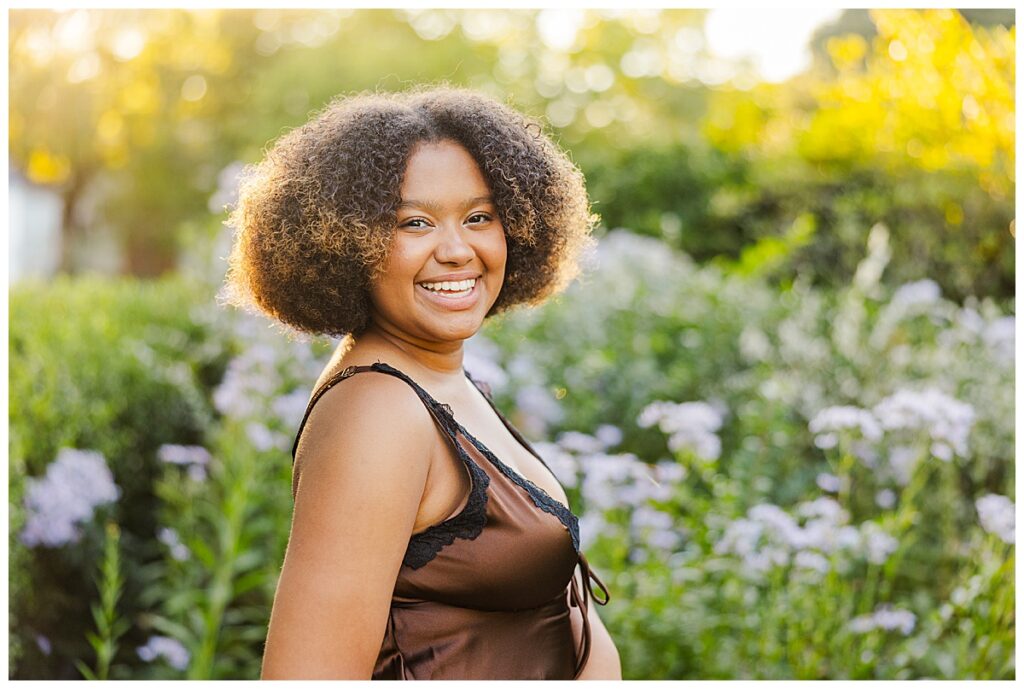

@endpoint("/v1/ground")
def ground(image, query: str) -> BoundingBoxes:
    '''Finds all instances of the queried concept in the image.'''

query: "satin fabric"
[292,362,610,680]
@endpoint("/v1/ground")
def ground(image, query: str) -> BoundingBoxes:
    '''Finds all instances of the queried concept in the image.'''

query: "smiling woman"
[219,84,618,680]
[372,141,507,344]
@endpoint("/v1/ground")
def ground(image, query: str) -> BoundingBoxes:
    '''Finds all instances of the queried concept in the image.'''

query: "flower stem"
[75,521,130,681]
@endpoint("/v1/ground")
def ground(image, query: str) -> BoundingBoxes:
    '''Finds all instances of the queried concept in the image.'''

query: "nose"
[433,221,475,265]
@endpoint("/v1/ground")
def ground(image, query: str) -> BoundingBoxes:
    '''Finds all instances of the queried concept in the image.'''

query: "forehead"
[400,140,491,199]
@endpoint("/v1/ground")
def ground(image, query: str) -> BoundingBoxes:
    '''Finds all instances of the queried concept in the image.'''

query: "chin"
[429,318,484,342]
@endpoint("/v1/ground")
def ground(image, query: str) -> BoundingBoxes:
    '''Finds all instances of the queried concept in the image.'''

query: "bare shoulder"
[292,368,436,495]
[263,370,435,678]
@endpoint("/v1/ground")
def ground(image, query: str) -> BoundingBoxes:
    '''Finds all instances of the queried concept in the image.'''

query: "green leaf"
[188,536,217,569]
[147,614,198,647]
[232,569,268,598]
[75,659,97,681]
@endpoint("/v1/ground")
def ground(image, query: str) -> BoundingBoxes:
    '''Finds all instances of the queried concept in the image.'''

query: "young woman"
[222,84,619,680]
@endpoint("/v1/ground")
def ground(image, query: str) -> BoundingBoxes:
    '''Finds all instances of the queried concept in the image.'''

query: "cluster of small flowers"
[244,421,290,454]
[578,453,683,512]
[531,441,580,489]
[738,324,774,363]
[157,527,190,561]
[629,502,685,558]
[157,444,212,482]
[883,445,920,486]
[534,427,686,554]
[21,448,121,548]
[463,335,510,395]
[637,399,726,461]
[868,279,948,351]
[940,305,1015,367]
[872,387,976,462]
[213,343,283,420]
[891,279,942,309]
[574,424,624,450]
[975,493,1014,544]
[534,425,654,507]
[271,388,313,431]
[208,323,327,455]
[848,604,916,636]
[808,406,883,449]
[776,310,831,371]
[137,635,190,671]
[816,472,841,493]
[808,388,976,478]
[210,308,327,424]
[462,333,566,438]
[590,230,690,312]
[514,384,565,438]
[981,315,1014,364]
[713,497,898,576]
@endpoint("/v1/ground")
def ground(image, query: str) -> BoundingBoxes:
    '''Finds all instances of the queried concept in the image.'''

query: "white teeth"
[421,278,476,292]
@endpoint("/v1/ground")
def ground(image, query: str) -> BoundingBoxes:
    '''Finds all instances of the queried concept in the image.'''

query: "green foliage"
[9,230,1013,678]
[701,9,1015,302]
[476,229,1014,679]
[8,275,223,679]
[75,521,130,680]
[579,138,1013,303]
[9,9,1013,302]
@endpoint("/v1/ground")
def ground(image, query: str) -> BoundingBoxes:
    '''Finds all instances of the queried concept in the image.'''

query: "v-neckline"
[370,362,576,521]
[292,360,582,559]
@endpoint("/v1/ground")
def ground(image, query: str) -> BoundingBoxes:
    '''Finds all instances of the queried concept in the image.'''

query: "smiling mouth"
[416,277,478,297]
[415,278,481,308]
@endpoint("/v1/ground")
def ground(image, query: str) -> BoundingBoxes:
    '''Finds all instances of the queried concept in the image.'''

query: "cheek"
[487,229,508,269]
[368,249,412,308]
[380,242,421,285]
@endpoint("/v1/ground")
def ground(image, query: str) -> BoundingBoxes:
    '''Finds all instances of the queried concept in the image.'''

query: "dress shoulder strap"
[290,362,462,463]
[289,362,492,568]
[463,368,556,475]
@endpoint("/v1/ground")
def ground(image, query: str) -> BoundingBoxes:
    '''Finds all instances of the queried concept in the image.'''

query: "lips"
[415,278,481,311]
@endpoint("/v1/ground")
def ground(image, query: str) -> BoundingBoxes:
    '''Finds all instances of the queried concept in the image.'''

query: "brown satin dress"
[291,361,610,680]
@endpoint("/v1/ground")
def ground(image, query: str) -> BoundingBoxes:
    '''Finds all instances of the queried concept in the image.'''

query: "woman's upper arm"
[261,374,435,679]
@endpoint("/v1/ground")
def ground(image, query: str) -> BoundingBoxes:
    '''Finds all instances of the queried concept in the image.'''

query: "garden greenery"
[9,228,1013,679]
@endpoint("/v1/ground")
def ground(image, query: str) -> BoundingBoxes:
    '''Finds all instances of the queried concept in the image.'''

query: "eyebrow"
[396,196,494,213]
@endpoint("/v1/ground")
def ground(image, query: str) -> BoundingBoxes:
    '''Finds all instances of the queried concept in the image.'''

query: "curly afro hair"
[220,83,599,339]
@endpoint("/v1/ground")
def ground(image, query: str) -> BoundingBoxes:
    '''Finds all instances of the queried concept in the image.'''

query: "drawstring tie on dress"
[568,551,610,679]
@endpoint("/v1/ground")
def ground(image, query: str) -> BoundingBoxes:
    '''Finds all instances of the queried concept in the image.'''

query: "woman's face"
[368,139,507,346]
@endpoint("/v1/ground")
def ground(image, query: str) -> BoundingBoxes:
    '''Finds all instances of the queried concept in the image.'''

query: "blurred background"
[8,7,1015,680]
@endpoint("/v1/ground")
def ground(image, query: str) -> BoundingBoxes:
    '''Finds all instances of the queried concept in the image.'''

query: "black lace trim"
[403,456,490,570]
[462,369,581,553]
[292,361,579,571]
[365,363,493,571]
[457,422,580,553]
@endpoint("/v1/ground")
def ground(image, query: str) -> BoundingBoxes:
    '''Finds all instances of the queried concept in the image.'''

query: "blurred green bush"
[478,228,1014,679]
[9,276,224,678]
[8,227,1014,679]
[580,142,1014,304]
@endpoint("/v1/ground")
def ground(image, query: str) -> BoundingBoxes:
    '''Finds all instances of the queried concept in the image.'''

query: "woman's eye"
[402,218,429,228]
[467,213,491,224]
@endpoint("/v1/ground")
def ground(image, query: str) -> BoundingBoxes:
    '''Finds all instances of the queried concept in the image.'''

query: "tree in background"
[10,10,268,274]
[9,9,1015,301]
[7,8,712,277]
[700,9,1014,300]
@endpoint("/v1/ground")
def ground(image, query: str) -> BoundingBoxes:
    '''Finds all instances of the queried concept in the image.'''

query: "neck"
[357,321,465,383]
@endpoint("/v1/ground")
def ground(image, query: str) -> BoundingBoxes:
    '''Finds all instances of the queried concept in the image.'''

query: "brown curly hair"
[219,83,599,339]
